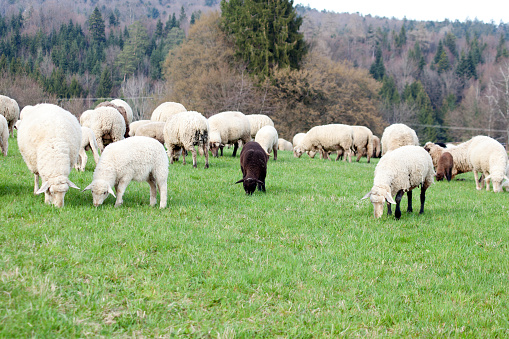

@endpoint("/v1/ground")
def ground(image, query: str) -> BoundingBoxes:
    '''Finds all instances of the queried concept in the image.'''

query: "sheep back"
[381,123,419,155]
[151,102,187,122]
[135,122,166,144]
[246,114,274,138]
[0,95,19,136]
[110,99,134,124]
[255,125,278,158]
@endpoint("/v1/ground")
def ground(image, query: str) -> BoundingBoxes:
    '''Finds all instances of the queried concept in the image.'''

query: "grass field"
[1,136,509,337]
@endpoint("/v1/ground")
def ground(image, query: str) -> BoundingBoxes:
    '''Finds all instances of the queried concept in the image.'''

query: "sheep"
[351,126,374,163]
[423,141,473,181]
[292,132,316,158]
[372,135,381,158]
[246,114,274,138]
[278,138,293,151]
[293,124,354,162]
[381,123,419,156]
[17,103,81,207]
[151,102,187,122]
[81,107,125,151]
[467,136,508,192]
[362,145,434,219]
[96,101,130,138]
[163,111,210,169]
[436,152,454,181]
[208,111,251,157]
[129,120,151,137]
[75,126,100,172]
[0,95,19,137]
[0,114,8,156]
[110,99,133,125]
[255,125,278,161]
[135,121,165,144]
[83,136,168,208]
[235,141,268,194]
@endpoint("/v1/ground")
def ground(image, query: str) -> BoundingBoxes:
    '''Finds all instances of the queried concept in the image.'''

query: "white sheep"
[0,95,19,137]
[423,141,473,181]
[17,103,82,207]
[255,125,278,161]
[0,114,8,156]
[293,124,354,162]
[278,138,293,151]
[81,107,126,151]
[110,99,134,124]
[467,136,508,192]
[151,102,187,122]
[292,132,316,158]
[83,136,168,208]
[129,120,151,137]
[164,111,210,169]
[208,111,251,157]
[246,114,274,138]
[135,121,166,144]
[75,126,100,172]
[362,145,434,219]
[381,123,419,156]
[351,126,374,163]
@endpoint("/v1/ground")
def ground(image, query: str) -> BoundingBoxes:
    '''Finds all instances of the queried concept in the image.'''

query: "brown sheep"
[436,152,453,181]
[235,141,268,195]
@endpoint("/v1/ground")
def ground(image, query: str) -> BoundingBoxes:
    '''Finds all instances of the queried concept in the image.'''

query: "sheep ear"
[35,181,50,195]
[67,179,80,190]
[361,191,371,200]
[385,192,396,204]
[235,179,244,184]
[255,179,264,185]
[82,184,93,192]
[484,175,491,182]
[108,185,116,198]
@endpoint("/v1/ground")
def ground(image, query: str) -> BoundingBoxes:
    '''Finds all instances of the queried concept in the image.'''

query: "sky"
[293,0,509,24]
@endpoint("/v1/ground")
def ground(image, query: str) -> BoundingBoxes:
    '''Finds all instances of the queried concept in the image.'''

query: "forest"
[1,0,509,143]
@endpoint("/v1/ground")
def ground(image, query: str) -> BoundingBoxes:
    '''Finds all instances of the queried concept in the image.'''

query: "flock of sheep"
[1,93,508,219]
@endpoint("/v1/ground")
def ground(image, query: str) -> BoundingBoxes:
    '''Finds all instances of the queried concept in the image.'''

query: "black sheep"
[235,141,268,194]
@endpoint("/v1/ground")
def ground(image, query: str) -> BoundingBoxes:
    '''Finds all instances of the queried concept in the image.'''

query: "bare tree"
[485,62,509,148]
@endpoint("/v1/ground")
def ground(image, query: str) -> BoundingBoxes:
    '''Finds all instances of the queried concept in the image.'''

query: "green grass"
[2,137,509,337]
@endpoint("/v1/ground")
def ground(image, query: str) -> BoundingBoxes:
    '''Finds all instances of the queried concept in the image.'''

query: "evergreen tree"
[96,67,112,98]
[432,40,449,74]
[179,6,187,26]
[109,13,117,27]
[496,33,509,62]
[369,46,385,81]
[88,7,106,47]
[155,19,163,39]
[380,75,400,105]
[394,25,406,48]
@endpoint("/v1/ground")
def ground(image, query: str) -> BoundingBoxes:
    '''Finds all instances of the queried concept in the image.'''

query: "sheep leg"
[182,147,187,165]
[356,151,362,162]
[387,202,392,216]
[232,142,239,157]
[407,190,413,213]
[190,147,198,168]
[335,150,342,161]
[96,137,105,152]
[157,178,167,209]
[114,179,129,207]
[394,190,405,219]
[474,170,482,190]
[34,174,40,194]
[203,144,209,169]
[484,172,490,191]
[148,177,158,207]
[78,148,87,171]
[90,141,100,164]
[273,146,277,161]
[168,147,175,164]
[419,187,427,214]
[258,181,266,192]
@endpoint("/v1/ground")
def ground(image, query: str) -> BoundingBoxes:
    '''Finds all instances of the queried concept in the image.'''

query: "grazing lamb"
[351,126,374,163]
[423,141,473,180]
[235,141,268,194]
[278,138,293,151]
[96,101,130,138]
[362,145,434,219]
[75,126,100,171]
[81,107,125,151]
[0,94,19,137]
[468,136,508,192]
[110,99,134,124]
[208,111,251,157]
[436,152,454,181]
[135,121,166,144]
[164,111,210,169]
[255,125,278,161]
[372,135,381,158]
[151,102,187,122]
[0,114,8,156]
[381,123,419,156]
[293,124,354,162]
[17,104,81,207]
[129,120,151,137]
[83,136,168,208]
[292,132,316,158]
[246,114,274,138]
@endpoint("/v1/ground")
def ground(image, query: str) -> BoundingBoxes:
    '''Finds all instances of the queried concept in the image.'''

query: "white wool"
[246,114,274,138]
[351,126,374,162]
[151,102,187,122]
[17,103,82,207]
[0,95,20,137]
[380,123,419,155]
[292,133,306,147]
[424,140,473,178]
[208,111,251,156]
[255,125,278,160]
[129,120,151,137]
[75,126,100,171]
[135,121,165,144]
[164,111,210,168]
[84,136,169,208]
[294,124,354,162]
[84,107,126,151]
[278,138,293,151]
[467,136,508,192]
[0,115,8,156]
[110,99,134,124]
[372,135,381,158]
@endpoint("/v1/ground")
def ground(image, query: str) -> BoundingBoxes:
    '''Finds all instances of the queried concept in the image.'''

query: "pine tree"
[88,7,106,47]
[369,46,385,81]
[179,6,187,27]
[496,33,509,62]
[155,19,163,39]
[96,67,112,98]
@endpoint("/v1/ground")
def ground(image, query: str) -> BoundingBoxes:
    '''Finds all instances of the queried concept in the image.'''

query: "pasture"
[1,137,509,337]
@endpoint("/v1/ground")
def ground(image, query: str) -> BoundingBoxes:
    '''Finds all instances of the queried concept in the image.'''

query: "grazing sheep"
[129,120,151,137]
[436,152,454,181]
[423,141,473,180]
[246,114,274,138]
[468,136,508,192]
[83,136,168,208]
[255,125,278,161]
[351,126,374,163]
[235,141,268,194]
[0,95,19,137]
[164,111,210,169]
[135,121,165,144]
[110,99,133,124]
[372,135,381,158]
[278,138,293,151]
[292,132,316,158]
[293,124,353,162]
[75,126,100,172]
[81,107,125,151]
[381,123,419,156]
[96,101,130,138]
[17,104,81,207]
[208,111,251,157]
[362,145,434,219]
[0,114,8,156]
[151,102,187,122]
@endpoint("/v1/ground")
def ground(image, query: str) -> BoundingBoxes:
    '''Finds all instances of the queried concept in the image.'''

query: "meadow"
[1,136,509,337]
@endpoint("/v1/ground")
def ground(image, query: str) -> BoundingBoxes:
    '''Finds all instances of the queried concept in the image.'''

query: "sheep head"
[235,177,263,195]
[83,179,116,206]
[293,146,304,158]
[362,185,396,219]
[35,176,80,207]
[485,174,509,193]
